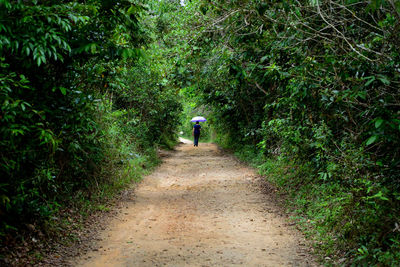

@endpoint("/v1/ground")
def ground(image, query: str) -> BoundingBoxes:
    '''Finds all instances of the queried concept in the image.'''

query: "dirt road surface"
[74,138,317,266]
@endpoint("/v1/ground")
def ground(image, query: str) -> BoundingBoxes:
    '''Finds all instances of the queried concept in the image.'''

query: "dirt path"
[74,139,317,266]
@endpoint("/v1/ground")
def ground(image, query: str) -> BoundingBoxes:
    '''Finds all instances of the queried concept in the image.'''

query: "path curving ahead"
[74,139,317,266]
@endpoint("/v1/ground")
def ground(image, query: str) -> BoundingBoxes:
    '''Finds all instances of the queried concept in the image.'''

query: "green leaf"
[366,135,378,146]
[59,87,67,95]
[369,191,389,201]
[357,91,367,100]
[375,119,384,128]
[377,74,390,85]
[363,76,375,86]
[260,55,268,63]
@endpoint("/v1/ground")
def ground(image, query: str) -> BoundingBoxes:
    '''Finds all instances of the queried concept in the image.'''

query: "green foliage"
[0,0,181,254]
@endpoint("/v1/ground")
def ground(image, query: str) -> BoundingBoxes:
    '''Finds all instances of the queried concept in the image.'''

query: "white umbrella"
[190,116,206,122]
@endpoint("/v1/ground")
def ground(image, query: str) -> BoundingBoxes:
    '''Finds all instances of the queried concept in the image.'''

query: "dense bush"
[0,0,181,250]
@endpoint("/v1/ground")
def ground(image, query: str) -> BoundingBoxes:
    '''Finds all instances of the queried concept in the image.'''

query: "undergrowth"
[0,97,169,265]
[221,143,400,266]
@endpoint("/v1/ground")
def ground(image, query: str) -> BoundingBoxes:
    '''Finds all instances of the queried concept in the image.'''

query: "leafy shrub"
[0,0,181,250]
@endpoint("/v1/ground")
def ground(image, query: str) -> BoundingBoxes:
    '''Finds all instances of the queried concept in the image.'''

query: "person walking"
[192,121,201,147]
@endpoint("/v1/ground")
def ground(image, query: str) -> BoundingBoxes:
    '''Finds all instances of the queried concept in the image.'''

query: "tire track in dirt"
[73,138,317,266]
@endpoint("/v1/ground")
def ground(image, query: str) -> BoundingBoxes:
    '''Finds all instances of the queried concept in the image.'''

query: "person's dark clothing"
[193,124,201,134]
[194,133,200,146]
[193,124,201,146]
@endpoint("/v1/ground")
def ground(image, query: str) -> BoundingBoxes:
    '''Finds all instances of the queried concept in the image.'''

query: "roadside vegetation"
[0,1,181,265]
